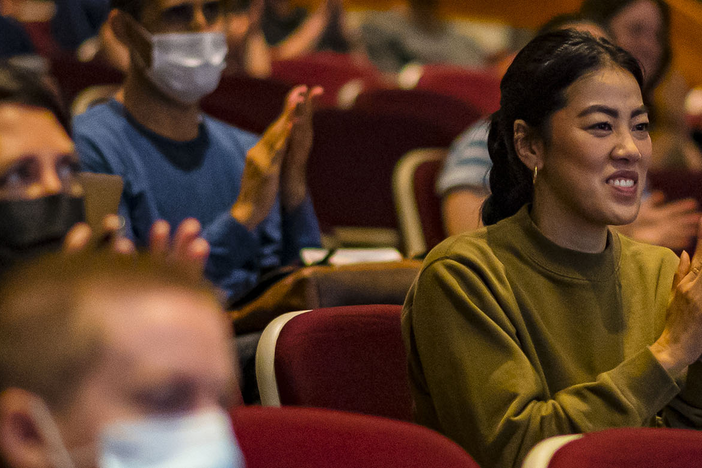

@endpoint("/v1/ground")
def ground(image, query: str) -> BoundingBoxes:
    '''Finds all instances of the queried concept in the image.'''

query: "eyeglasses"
[159,0,223,28]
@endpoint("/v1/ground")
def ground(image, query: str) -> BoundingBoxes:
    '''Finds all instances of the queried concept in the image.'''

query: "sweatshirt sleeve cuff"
[607,347,680,420]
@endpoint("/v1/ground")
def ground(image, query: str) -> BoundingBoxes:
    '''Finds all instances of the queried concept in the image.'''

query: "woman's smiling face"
[532,65,651,241]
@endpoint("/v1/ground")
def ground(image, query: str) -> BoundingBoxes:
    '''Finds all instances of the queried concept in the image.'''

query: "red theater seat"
[522,428,702,468]
[271,52,382,108]
[307,108,453,237]
[414,64,501,117]
[201,73,292,135]
[232,406,480,468]
[354,88,481,141]
[646,168,702,254]
[256,305,413,422]
[49,53,123,106]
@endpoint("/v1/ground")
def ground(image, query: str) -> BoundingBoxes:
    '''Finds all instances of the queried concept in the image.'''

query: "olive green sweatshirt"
[402,205,702,468]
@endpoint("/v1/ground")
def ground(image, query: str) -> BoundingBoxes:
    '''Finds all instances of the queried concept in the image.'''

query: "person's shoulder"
[423,228,497,270]
[437,119,492,193]
[413,227,513,309]
[445,119,491,164]
[617,232,679,271]
[73,100,126,137]
[73,101,142,170]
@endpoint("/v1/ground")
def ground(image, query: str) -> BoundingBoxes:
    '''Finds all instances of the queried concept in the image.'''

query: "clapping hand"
[64,215,209,275]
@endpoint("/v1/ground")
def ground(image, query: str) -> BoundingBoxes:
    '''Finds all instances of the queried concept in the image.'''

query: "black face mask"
[0,194,85,272]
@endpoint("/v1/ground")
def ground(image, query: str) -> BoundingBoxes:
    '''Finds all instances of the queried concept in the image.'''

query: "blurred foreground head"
[0,252,243,468]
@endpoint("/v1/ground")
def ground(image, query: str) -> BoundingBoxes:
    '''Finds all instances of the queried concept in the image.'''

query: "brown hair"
[0,252,218,410]
[0,62,70,133]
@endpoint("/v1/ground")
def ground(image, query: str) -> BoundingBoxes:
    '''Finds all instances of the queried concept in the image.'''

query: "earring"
[532,166,538,185]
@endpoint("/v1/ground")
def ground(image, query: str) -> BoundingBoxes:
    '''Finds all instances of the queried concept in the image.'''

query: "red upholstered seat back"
[416,65,501,117]
[23,21,60,57]
[232,406,479,468]
[273,304,413,421]
[354,88,481,141]
[201,74,292,135]
[308,108,454,233]
[647,169,702,205]
[271,52,382,108]
[646,169,702,255]
[548,428,702,468]
[49,53,124,106]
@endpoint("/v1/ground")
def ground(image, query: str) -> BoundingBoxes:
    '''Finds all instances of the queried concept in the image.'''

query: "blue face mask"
[101,410,245,468]
[31,400,246,468]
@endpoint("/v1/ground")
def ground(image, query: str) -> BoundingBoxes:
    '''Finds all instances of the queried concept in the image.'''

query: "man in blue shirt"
[74,0,321,303]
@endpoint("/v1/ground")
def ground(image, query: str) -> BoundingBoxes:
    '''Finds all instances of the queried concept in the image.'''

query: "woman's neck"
[530,200,609,253]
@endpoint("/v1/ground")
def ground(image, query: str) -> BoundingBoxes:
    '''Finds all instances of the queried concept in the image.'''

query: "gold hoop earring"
[532,166,538,185]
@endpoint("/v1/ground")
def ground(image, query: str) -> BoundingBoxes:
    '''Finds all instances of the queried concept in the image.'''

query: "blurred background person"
[261,0,360,60]
[581,0,702,170]
[360,0,485,75]
[0,252,245,468]
[225,0,272,78]
[51,0,110,52]
[0,7,52,79]
[49,0,131,71]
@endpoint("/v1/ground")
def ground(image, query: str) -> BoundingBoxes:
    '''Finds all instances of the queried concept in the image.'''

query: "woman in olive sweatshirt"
[402,29,702,468]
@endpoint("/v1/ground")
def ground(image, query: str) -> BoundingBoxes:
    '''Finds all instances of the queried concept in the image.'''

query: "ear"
[109,10,151,68]
[107,10,129,46]
[513,119,545,174]
[0,389,53,468]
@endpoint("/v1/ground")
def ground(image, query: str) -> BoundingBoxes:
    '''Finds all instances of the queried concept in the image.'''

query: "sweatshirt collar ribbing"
[505,205,621,282]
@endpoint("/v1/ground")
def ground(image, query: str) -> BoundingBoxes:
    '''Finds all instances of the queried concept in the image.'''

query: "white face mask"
[31,399,246,468]
[129,18,228,105]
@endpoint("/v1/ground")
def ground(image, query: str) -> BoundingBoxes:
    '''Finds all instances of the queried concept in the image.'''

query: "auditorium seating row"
[52,52,496,133]
[79,141,702,260]
[250,303,702,468]
[59,51,492,248]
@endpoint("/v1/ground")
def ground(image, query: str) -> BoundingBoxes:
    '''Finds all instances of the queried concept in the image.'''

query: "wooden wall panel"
[668,0,702,87]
